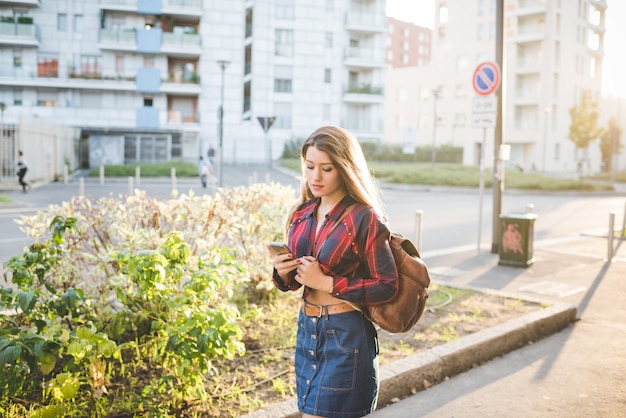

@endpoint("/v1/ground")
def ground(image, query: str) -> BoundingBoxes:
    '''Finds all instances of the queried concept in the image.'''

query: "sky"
[386,0,626,99]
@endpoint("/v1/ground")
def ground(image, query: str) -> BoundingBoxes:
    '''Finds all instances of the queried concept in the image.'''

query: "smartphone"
[267,241,293,256]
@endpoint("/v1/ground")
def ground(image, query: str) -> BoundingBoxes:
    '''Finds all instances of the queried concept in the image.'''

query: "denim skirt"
[295,308,379,418]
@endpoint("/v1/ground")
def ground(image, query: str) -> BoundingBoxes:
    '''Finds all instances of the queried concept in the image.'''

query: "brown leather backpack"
[325,207,431,333]
[363,232,431,333]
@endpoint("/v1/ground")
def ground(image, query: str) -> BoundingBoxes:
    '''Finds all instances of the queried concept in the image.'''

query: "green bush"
[1,183,296,416]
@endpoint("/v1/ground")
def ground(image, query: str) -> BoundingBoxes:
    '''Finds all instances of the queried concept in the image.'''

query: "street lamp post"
[541,106,551,174]
[431,86,442,170]
[216,60,230,187]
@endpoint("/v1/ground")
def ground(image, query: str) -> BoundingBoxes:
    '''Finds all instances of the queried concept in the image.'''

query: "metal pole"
[431,89,439,170]
[217,60,230,188]
[477,129,486,254]
[491,0,504,254]
[607,212,615,262]
[414,210,423,255]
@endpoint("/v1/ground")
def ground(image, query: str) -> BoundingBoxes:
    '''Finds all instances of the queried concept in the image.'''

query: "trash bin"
[499,213,537,267]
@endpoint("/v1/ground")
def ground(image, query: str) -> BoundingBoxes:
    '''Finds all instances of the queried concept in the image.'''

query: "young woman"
[269,126,399,418]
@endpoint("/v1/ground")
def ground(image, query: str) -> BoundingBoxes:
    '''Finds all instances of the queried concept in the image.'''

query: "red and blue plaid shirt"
[273,195,399,306]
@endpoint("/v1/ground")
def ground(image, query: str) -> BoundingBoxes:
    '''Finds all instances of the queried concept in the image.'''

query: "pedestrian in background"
[269,125,399,417]
[207,145,216,165]
[16,150,29,193]
[198,156,212,188]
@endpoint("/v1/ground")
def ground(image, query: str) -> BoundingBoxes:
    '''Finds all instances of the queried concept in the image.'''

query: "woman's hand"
[270,252,299,283]
[294,256,330,290]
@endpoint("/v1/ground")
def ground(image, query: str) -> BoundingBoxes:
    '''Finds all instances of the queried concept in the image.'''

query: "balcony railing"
[162,31,201,48]
[345,84,383,95]
[0,21,39,44]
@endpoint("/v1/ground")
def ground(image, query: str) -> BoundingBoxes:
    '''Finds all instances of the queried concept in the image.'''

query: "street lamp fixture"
[431,86,443,170]
[216,60,230,187]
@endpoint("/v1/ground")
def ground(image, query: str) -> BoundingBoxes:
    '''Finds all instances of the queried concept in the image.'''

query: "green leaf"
[17,290,35,313]
[0,345,22,364]
[39,352,57,375]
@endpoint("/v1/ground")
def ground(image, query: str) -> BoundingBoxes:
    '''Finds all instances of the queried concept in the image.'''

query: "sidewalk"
[368,235,626,418]
[244,234,625,418]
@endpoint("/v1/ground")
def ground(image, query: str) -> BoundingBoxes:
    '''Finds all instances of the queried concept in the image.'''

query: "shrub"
[1,183,296,416]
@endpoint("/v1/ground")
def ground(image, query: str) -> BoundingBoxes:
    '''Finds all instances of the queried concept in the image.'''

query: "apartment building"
[385,0,607,174]
[386,17,431,68]
[0,0,387,171]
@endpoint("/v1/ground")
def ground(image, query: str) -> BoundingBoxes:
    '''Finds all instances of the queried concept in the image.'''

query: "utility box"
[499,213,538,267]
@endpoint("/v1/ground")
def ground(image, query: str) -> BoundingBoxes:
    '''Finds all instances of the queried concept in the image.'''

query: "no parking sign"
[472,61,501,96]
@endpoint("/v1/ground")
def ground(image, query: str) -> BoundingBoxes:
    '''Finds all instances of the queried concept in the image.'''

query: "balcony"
[0,0,40,7]
[511,0,547,17]
[343,84,384,103]
[161,32,201,56]
[590,0,607,10]
[99,28,136,51]
[344,47,386,69]
[342,117,383,136]
[0,20,39,47]
[345,11,386,33]
[98,0,202,17]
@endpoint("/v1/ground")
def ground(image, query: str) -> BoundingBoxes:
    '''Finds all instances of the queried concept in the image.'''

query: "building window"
[144,97,153,107]
[324,69,331,83]
[274,78,292,93]
[245,7,253,38]
[74,14,83,32]
[243,80,251,115]
[244,44,252,75]
[13,53,22,68]
[275,29,293,57]
[58,14,67,31]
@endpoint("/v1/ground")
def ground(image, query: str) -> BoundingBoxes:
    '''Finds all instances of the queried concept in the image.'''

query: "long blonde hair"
[286,126,387,231]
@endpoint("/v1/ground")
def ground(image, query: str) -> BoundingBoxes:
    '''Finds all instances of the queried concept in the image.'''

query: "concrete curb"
[241,302,576,418]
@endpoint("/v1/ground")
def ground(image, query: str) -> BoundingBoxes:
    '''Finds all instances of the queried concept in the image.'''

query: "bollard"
[607,212,615,262]
[171,167,177,193]
[128,177,134,195]
[622,201,626,238]
[135,166,141,186]
[78,177,85,196]
[100,165,104,185]
[414,210,423,255]
[64,164,69,184]
[526,203,534,213]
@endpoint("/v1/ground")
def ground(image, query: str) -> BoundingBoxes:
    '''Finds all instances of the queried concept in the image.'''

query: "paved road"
[1,165,624,265]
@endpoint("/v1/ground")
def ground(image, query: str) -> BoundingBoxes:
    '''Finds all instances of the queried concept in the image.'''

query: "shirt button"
[309,350,315,356]
[311,318,317,323]
[312,364,317,370]
[306,379,310,384]
[311,334,316,339]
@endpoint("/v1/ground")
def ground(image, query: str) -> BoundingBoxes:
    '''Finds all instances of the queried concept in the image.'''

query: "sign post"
[257,117,276,169]
[472,61,501,253]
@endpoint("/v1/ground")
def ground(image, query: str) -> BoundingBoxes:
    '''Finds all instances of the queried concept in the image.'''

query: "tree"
[568,89,605,177]
[599,117,623,172]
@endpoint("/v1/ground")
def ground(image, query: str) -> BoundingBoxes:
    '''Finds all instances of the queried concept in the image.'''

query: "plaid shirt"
[273,195,399,306]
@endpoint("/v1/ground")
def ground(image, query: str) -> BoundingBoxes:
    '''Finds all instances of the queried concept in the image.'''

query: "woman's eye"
[322,167,332,172]
[306,165,313,170]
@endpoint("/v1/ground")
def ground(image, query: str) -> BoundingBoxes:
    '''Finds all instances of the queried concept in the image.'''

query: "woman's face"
[305,145,345,201]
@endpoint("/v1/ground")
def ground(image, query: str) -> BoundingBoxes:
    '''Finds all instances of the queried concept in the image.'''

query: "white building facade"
[0,0,387,168]
[385,0,607,175]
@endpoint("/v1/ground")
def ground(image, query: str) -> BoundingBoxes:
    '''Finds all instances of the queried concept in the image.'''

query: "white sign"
[472,97,497,113]
[471,113,497,128]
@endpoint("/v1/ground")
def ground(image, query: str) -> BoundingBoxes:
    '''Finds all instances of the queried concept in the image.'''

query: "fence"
[0,115,80,186]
